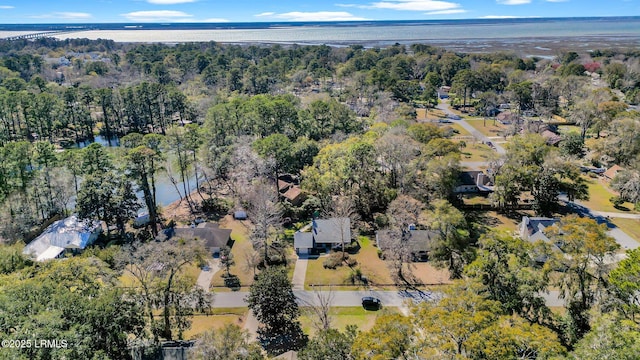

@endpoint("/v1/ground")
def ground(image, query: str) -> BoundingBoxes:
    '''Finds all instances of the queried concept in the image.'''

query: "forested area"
[0,36,640,359]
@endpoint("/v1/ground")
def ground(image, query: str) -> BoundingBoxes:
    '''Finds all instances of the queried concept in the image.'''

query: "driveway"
[291,254,310,290]
[436,101,506,155]
[195,258,221,291]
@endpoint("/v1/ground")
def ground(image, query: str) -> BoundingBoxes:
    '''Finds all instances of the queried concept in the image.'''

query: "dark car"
[362,296,382,310]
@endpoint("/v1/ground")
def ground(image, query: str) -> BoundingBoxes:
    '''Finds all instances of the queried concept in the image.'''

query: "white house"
[23,215,102,261]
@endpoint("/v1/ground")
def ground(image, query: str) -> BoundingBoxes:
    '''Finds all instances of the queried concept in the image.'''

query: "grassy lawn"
[210,216,258,291]
[416,108,446,120]
[447,123,472,136]
[210,216,296,291]
[406,263,451,285]
[465,118,508,138]
[182,308,248,339]
[581,177,638,213]
[299,307,399,337]
[467,210,522,234]
[459,142,496,162]
[305,236,394,290]
[610,218,640,244]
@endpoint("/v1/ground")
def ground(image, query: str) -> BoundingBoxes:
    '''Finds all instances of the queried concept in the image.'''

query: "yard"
[610,218,640,244]
[304,236,394,290]
[299,307,399,337]
[580,177,637,213]
[209,215,257,291]
[465,118,509,138]
[447,122,472,136]
[210,215,297,291]
[459,142,496,162]
[416,108,446,120]
[182,308,248,339]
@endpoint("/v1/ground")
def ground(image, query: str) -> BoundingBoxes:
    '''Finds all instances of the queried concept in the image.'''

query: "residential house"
[603,165,624,181]
[376,229,440,261]
[519,216,562,262]
[293,218,351,255]
[541,129,562,146]
[278,175,307,206]
[496,111,519,125]
[454,170,494,194]
[157,222,232,256]
[22,215,102,261]
[438,86,451,99]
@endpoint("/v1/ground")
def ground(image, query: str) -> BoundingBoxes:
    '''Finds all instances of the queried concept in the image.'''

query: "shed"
[233,210,248,220]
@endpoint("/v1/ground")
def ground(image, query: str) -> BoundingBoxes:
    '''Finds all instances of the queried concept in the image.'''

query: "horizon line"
[0,15,638,26]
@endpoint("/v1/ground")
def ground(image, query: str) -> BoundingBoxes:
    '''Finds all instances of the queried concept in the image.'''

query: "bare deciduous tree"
[245,179,282,267]
[116,239,213,342]
[323,195,358,260]
[300,287,335,332]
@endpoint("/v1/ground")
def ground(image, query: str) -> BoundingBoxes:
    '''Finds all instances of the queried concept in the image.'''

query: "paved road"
[562,198,639,250]
[436,101,506,155]
[211,289,565,308]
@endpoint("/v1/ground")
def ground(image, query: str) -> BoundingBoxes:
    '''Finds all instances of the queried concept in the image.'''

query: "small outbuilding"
[233,210,248,220]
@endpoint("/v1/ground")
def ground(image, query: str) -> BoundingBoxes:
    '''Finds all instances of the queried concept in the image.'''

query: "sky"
[0,0,637,23]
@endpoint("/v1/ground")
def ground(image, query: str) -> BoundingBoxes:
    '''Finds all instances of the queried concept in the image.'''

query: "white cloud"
[425,9,466,15]
[496,0,531,4]
[0,5,14,9]
[146,0,196,4]
[255,11,369,21]
[339,0,462,12]
[121,10,193,22]
[31,12,92,20]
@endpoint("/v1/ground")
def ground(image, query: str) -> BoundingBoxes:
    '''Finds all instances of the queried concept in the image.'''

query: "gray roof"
[376,229,440,254]
[23,215,102,261]
[294,231,314,249]
[158,223,231,249]
[312,218,351,245]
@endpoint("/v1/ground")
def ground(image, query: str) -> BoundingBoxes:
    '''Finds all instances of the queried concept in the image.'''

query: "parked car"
[362,296,382,310]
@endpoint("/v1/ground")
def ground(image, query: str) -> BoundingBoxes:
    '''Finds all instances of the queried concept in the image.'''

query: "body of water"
[12,17,632,50]
[73,135,198,209]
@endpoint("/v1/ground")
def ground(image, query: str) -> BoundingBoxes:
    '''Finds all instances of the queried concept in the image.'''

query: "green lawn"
[299,306,399,337]
[447,123,472,136]
[211,216,296,291]
[459,142,496,162]
[581,177,638,213]
[210,216,258,291]
[465,118,509,137]
[182,308,248,339]
[416,108,446,120]
[305,236,394,290]
[610,218,640,244]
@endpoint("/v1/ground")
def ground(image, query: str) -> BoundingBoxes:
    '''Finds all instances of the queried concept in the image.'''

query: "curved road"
[436,100,506,155]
